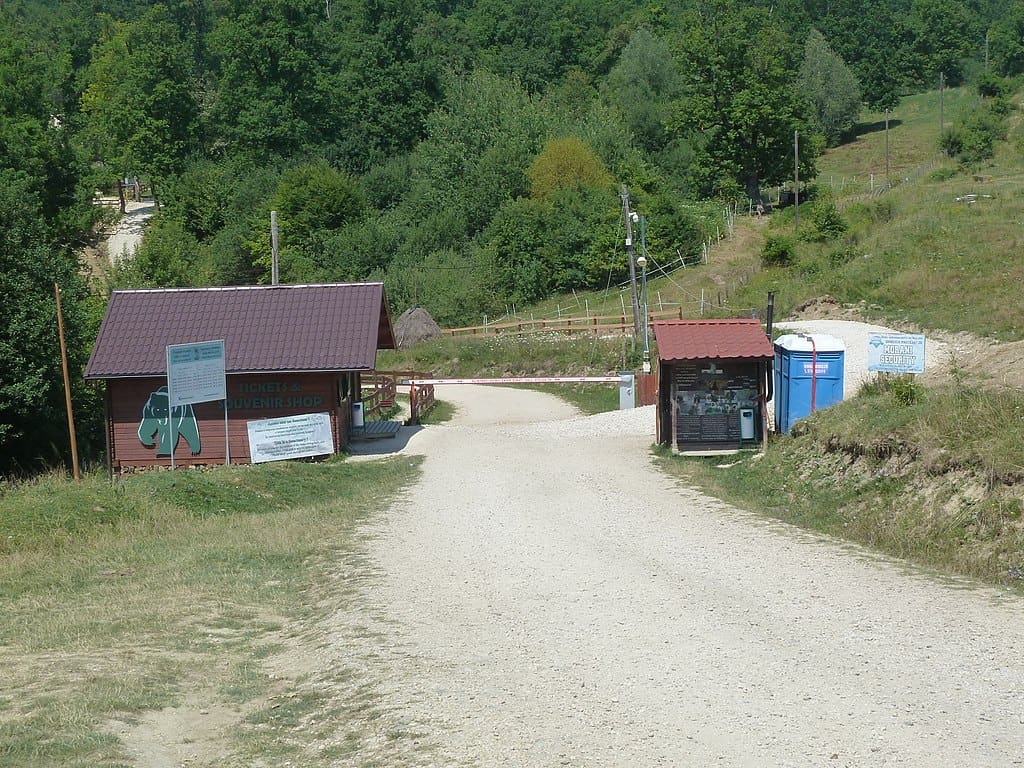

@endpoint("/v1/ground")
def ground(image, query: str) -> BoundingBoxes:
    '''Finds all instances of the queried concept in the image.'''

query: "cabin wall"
[108,372,353,469]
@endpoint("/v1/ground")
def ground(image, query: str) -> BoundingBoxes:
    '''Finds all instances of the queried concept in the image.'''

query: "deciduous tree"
[670,0,818,201]
[798,29,862,146]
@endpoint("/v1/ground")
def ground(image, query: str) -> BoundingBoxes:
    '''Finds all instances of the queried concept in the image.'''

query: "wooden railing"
[360,372,397,419]
[408,380,435,425]
[444,307,684,338]
[362,370,436,425]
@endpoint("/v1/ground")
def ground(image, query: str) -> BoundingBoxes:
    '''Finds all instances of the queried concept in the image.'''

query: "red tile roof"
[85,283,395,379]
[653,319,773,362]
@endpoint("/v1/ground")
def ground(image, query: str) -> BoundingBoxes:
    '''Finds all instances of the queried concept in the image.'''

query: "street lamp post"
[636,255,650,374]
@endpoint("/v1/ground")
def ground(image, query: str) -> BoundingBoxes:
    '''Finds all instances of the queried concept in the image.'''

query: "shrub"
[941,104,1008,166]
[810,196,847,240]
[891,376,924,407]
[977,72,1008,99]
[926,167,958,183]
[828,246,858,267]
[761,234,796,267]
[940,126,964,158]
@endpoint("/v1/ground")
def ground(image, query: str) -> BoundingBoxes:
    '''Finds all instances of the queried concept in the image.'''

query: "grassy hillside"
[488,86,1024,342]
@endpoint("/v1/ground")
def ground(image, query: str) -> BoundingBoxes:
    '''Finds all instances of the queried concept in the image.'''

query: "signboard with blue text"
[166,340,226,406]
[867,333,926,374]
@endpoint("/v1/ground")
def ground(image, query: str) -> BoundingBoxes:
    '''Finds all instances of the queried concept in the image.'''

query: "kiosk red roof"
[653,319,773,362]
[85,283,395,379]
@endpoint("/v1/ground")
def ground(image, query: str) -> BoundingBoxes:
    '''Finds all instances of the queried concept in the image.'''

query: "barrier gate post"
[618,371,635,410]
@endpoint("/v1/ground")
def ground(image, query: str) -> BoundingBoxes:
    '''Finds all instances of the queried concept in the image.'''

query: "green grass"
[726,86,1024,339]
[504,86,1024,342]
[817,87,978,184]
[0,457,420,767]
[657,377,1024,588]
[524,382,621,415]
[417,398,456,424]
[379,333,641,378]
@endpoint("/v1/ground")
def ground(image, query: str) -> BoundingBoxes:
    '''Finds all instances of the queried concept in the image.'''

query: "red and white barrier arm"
[401,376,622,385]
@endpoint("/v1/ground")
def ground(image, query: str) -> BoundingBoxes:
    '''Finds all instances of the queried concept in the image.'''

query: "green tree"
[325,0,440,171]
[813,0,911,110]
[0,173,94,475]
[988,1,1024,76]
[398,69,549,243]
[244,162,367,283]
[0,18,81,236]
[527,136,613,201]
[79,6,199,182]
[602,28,679,152]
[207,0,325,158]
[798,29,862,146]
[907,0,977,85]
[670,0,818,201]
[113,217,200,288]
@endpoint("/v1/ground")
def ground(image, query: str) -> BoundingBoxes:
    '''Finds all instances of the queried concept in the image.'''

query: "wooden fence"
[444,307,685,338]
[362,370,435,425]
[360,372,397,418]
[636,372,657,407]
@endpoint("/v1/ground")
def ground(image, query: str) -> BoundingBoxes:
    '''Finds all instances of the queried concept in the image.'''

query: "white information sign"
[166,340,226,406]
[867,333,926,374]
[247,412,334,464]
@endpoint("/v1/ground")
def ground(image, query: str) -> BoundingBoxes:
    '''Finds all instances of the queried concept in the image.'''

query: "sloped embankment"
[662,380,1024,588]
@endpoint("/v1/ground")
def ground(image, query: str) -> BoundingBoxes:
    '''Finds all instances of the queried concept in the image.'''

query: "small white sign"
[247,412,334,464]
[867,333,926,374]
[166,340,226,407]
[801,361,832,375]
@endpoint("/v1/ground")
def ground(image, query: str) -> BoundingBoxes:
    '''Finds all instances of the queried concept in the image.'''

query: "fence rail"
[362,370,435,424]
[444,307,685,338]
[360,372,397,419]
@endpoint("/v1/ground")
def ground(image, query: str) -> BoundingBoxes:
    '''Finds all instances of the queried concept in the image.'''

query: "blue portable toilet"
[774,334,845,434]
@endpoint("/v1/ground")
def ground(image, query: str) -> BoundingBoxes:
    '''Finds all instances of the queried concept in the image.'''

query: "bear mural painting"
[137,386,201,456]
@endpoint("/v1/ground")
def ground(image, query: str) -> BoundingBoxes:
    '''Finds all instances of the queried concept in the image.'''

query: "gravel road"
[336,382,1024,767]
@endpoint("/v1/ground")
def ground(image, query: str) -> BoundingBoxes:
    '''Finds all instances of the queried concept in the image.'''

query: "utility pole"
[639,216,650,374]
[940,72,945,135]
[620,184,642,341]
[270,210,280,285]
[885,110,890,188]
[793,130,799,231]
[54,283,80,481]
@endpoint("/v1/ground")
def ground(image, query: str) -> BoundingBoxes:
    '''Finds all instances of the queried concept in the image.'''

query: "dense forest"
[1,0,1019,472]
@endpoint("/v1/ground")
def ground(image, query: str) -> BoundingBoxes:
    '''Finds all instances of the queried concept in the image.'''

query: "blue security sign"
[867,333,926,374]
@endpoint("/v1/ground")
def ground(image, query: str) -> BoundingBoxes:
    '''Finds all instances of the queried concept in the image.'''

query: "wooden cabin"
[84,283,395,472]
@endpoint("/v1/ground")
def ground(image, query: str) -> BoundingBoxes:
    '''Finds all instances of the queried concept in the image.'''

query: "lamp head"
[636,256,647,268]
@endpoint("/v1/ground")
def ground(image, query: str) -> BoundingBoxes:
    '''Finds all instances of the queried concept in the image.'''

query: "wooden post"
[794,129,800,231]
[54,283,80,481]
[271,210,280,285]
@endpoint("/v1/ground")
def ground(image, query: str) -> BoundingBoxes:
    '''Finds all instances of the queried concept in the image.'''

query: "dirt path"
[336,385,1024,767]
[102,200,156,263]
